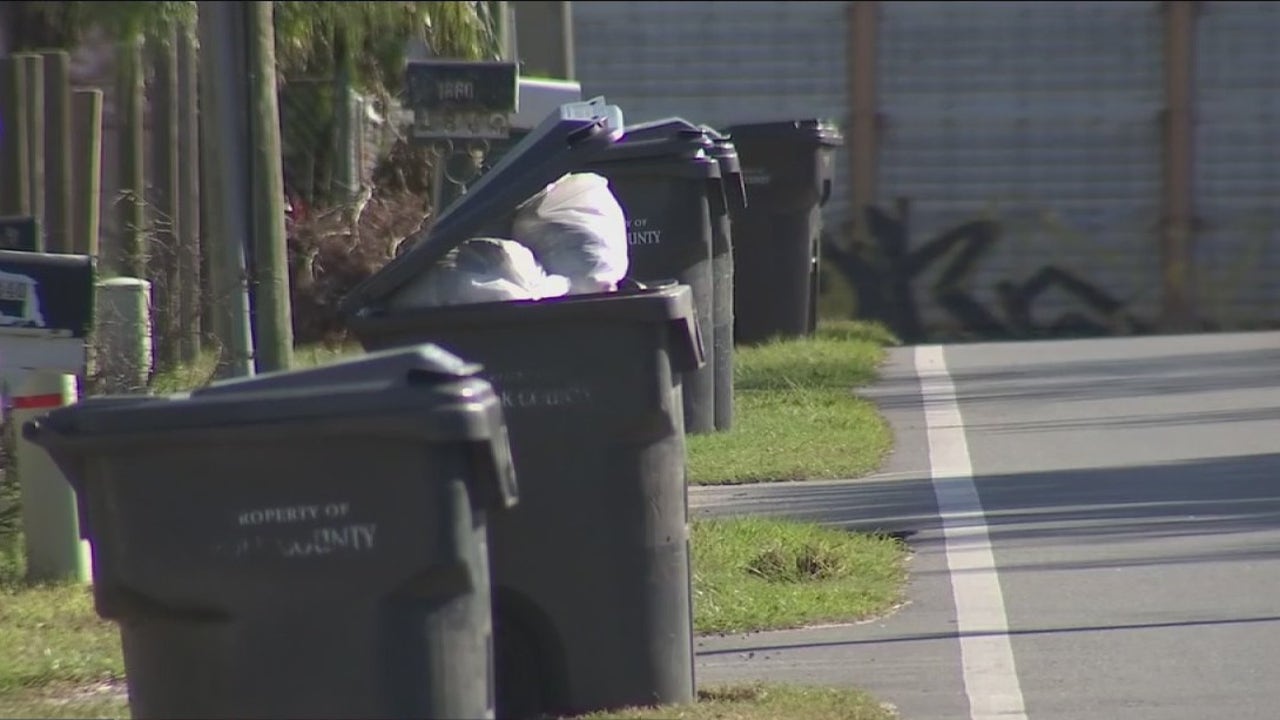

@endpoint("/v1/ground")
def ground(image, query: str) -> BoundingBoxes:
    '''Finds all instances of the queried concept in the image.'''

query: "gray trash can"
[723,119,843,344]
[23,346,518,720]
[608,121,746,433]
[581,122,720,435]
[699,126,747,432]
[340,109,704,719]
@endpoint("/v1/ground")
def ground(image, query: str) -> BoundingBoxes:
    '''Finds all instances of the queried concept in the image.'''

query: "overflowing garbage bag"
[389,238,572,308]
[397,171,629,307]
[512,172,629,294]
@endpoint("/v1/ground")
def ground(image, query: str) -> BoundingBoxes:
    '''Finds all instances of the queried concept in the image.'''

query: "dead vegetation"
[287,140,440,345]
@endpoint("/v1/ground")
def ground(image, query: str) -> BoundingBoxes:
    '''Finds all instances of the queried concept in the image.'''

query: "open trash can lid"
[723,118,844,147]
[339,99,627,315]
[620,117,710,143]
[587,117,713,164]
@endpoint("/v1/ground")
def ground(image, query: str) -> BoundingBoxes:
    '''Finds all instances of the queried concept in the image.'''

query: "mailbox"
[0,249,94,397]
[1,248,95,584]
[405,60,520,141]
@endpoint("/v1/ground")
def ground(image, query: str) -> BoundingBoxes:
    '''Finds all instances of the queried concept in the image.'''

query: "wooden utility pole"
[197,97,218,348]
[18,53,44,250]
[0,56,30,216]
[177,26,203,363]
[149,28,182,371]
[70,89,103,258]
[246,0,293,373]
[197,0,256,378]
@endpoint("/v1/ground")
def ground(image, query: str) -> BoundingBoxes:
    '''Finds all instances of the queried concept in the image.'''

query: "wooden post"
[246,0,294,373]
[847,1,879,247]
[13,372,91,584]
[148,28,182,371]
[496,1,516,61]
[333,62,360,204]
[197,98,220,351]
[70,89,103,258]
[40,50,73,254]
[177,26,203,363]
[512,1,575,79]
[117,37,147,278]
[75,90,105,395]
[17,53,45,251]
[198,0,257,379]
[0,55,30,216]
[1162,0,1196,332]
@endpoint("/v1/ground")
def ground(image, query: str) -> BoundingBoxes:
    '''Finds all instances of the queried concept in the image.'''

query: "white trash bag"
[389,238,572,309]
[512,172,629,294]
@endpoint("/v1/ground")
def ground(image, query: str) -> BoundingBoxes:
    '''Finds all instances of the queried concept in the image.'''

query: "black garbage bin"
[699,126,747,432]
[22,345,519,720]
[723,119,843,344]
[581,122,720,435]
[340,107,703,719]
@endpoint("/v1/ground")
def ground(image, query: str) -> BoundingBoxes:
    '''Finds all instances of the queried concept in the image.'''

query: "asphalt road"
[692,331,1280,720]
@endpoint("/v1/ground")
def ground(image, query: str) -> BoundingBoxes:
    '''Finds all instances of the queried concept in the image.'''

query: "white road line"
[914,345,1028,720]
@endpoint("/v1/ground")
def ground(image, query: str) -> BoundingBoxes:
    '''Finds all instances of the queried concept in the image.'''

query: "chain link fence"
[278,77,378,213]
[276,79,466,345]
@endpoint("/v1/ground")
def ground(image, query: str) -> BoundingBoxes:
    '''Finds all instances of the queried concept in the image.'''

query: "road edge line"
[914,345,1028,720]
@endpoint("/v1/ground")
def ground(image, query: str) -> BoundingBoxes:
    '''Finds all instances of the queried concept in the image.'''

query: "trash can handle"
[820,177,833,207]
[728,174,748,212]
[21,418,94,539]
[22,418,47,443]
[466,431,520,512]
[706,177,727,218]
[22,416,74,448]
[668,314,707,374]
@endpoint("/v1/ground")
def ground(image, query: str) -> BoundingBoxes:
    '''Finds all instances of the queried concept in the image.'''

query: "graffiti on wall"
[822,200,1153,344]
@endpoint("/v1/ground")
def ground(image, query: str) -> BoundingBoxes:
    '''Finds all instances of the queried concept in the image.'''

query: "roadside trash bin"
[340,105,703,719]
[723,119,843,344]
[22,345,519,720]
[699,125,747,432]
[582,119,721,435]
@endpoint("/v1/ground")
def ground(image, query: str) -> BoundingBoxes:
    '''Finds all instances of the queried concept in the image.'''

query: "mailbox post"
[0,249,95,582]
[404,59,519,213]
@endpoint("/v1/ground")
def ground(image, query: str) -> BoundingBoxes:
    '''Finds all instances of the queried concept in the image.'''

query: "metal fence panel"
[876,1,1165,335]
[1193,0,1280,328]
[572,1,854,230]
